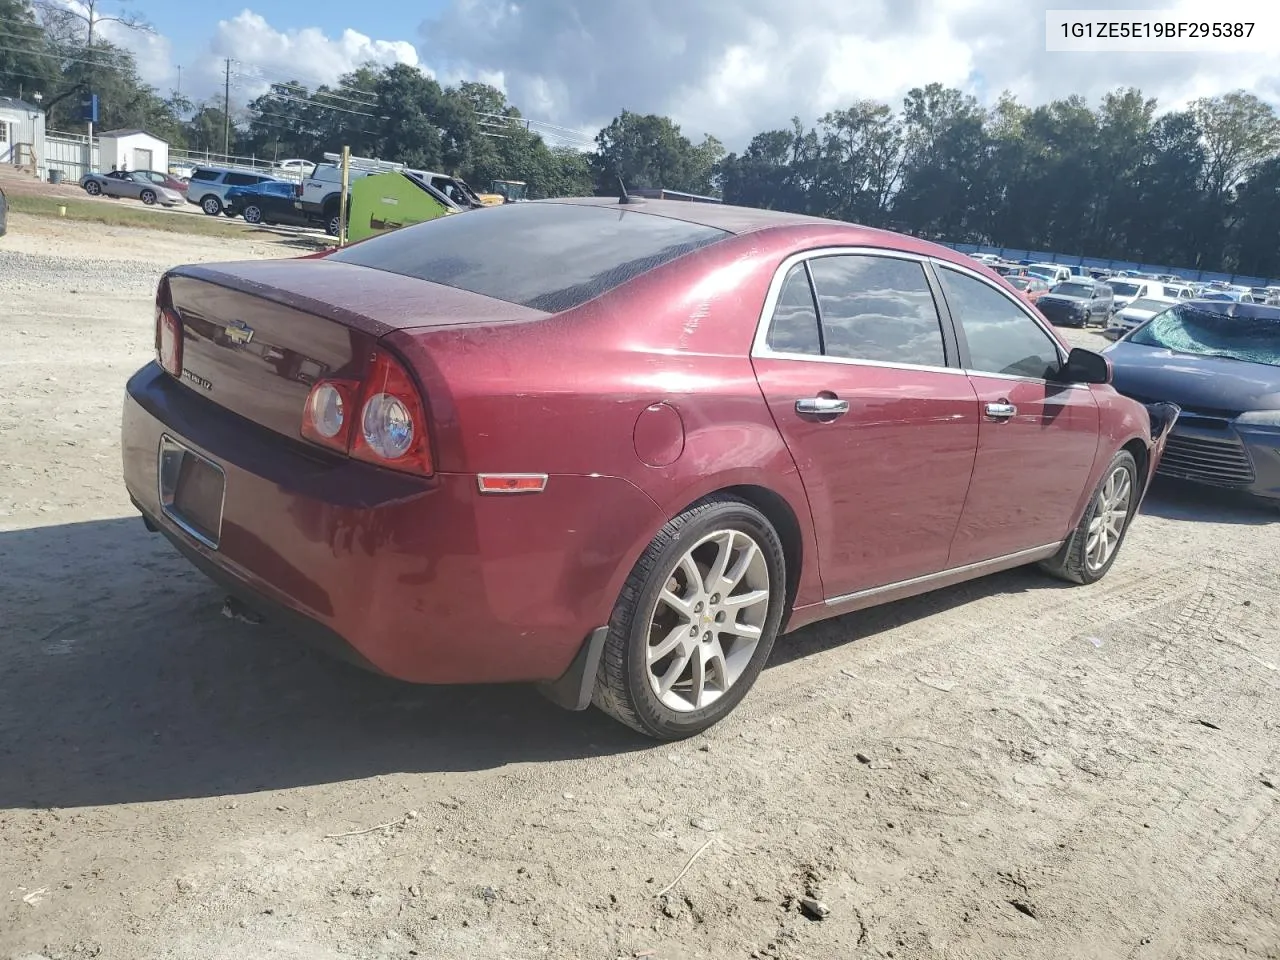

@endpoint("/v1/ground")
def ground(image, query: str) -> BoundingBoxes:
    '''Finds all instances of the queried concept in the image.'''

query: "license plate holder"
[158,435,226,549]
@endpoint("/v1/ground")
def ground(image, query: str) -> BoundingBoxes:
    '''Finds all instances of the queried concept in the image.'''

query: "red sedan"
[121,198,1177,739]
[1006,274,1051,305]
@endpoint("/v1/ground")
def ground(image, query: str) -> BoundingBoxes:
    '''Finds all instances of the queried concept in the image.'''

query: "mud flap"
[535,626,609,711]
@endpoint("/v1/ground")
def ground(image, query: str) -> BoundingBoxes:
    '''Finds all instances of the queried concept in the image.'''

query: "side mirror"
[1061,347,1111,385]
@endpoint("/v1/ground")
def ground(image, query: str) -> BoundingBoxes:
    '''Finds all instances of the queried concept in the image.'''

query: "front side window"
[189,169,218,182]
[806,255,947,367]
[937,266,1063,380]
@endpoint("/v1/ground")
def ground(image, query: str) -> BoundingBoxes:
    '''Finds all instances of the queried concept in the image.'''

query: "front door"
[933,264,1101,566]
[751,253,980,599]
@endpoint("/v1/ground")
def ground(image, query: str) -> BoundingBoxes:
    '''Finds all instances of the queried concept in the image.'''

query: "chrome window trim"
[750,246,958,376]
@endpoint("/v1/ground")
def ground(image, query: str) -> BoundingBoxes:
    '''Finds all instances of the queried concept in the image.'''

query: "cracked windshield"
[2,2,1278,959]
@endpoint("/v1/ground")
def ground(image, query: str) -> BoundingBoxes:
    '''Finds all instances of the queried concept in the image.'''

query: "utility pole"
[176,64,182,98]
[222,58,232,159]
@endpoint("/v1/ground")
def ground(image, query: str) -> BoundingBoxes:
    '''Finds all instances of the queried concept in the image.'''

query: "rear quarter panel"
[385,231,836,628]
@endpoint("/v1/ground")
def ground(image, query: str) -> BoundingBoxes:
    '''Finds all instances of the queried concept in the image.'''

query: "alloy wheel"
[1085,465,1132,571]
[645,529,771,712]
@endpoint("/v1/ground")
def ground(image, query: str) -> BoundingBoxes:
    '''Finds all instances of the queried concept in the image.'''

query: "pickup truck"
[299,163,376,236]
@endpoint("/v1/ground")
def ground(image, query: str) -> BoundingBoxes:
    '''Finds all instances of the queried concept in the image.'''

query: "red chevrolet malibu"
[122,198,1177,740]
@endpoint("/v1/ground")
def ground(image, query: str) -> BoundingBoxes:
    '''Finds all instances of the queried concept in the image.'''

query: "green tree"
[592,110,722,194]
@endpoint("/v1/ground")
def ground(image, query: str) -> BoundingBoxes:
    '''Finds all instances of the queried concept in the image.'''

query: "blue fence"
[938,242,1280,288]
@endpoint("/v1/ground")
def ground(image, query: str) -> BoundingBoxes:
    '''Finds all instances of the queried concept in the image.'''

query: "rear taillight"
[300,348,434,477]
[154,281,182,377]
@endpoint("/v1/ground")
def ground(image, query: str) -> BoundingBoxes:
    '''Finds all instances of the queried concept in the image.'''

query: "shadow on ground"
[1139,477,1278,526]
[0,482,1248,810]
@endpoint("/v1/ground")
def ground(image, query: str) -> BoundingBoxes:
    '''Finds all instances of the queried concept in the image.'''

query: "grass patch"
[9,193,262,238]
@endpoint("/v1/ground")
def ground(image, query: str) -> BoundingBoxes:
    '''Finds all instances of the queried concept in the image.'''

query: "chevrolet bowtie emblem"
[225,320,255,345]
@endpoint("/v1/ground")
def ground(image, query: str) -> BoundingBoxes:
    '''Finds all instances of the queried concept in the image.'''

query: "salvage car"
[1105,299,1279,505]
[121,198,1177,739]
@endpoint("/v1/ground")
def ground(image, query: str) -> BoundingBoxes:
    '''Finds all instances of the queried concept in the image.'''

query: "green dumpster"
[347,172,460,243]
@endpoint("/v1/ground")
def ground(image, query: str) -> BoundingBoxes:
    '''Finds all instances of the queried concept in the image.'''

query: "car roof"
[539,197,995,266]
[1186,299,1280,318]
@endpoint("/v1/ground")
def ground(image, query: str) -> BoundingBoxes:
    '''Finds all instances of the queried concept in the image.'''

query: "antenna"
[617,176,643,204]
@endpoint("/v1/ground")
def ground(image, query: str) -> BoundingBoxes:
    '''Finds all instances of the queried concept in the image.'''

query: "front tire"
[592,496,787,740]
[243,205,263,224]
[201,195,222,216]
[1039,450,1138,585]
[140,189,156,205]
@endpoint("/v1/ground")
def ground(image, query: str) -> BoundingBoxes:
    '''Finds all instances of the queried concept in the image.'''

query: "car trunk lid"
[166,259,547,441]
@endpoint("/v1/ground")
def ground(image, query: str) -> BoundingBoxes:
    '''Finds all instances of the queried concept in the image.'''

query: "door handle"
[985,401,1017,420]
[795,397,850,416]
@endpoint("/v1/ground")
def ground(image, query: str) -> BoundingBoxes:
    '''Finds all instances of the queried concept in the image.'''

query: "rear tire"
[84,180,102,196]
[1039,450,1139,585]
[592,496,787,740]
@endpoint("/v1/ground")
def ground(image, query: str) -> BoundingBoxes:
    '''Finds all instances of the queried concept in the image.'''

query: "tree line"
[4,0,1280,276]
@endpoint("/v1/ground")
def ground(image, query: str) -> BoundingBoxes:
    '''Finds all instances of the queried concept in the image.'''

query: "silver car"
[80,170,185,206]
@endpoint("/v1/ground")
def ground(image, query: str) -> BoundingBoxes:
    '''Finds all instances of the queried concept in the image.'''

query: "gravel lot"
[1,214,1277,960]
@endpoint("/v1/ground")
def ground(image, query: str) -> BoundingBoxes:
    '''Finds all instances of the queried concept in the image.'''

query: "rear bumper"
[122,362,664,684]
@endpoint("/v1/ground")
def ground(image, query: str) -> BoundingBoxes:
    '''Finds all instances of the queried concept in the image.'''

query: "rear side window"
[806,254,947,367]
[328,202,731,313]
[189,169,218,183]
[225,172,261,186]
[766,264,822,355]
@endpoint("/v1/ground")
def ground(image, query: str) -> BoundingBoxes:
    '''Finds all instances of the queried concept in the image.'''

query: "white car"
[275,158,316,177]
[1107,278,1167,311]
[1105,295,1177,339]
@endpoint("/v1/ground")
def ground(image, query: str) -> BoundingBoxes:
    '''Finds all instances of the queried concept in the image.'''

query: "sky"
[84,0,1280,150]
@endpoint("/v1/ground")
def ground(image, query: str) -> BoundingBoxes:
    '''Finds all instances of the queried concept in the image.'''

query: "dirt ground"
[1,215,1277,960]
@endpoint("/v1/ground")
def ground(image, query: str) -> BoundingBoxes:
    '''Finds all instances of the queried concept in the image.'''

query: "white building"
[98,129,169,174]
[0,96,45,170]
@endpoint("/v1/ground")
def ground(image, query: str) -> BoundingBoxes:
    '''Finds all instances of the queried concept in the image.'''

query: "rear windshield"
[1110,281,1141,296]
[328,202,732,313]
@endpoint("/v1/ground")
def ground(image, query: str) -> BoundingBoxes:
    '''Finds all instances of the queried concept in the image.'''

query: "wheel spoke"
[705,531,735,593]
[658,650,691,695]
[648,625,687,665]
[659,588,694,620]
[678,553,703,596]
[721,588,769,612]
[704,637,729,690]
[722,539,761,593]
[725,620,762,642]
[689,644,708,708]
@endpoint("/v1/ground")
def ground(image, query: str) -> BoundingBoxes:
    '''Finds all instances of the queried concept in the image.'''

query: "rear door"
[751,251,980,599]
[933,263,1100,566]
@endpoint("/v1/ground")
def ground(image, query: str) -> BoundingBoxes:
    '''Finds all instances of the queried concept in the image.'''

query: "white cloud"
[198,10,423,100]
[416,0,1280,148]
